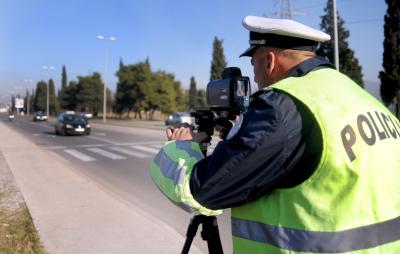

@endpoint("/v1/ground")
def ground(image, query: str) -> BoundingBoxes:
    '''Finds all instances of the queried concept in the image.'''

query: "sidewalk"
[0,120,203,254]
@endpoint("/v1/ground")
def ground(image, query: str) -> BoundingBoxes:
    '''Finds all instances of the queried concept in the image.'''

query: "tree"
[196,89,207,108]
[188,76,197,110]
[28,89,35,114]
[76,72,104,116]
[173,80,186,112]
[119,57,124,69]
[10,95,15,112]
[317,0,364,87]
[33,81,47,112]
[65,81,78,110]
[150,71,179,115]
[379,0,400,117]
[59,65,69,110]
[210,37,227,81]
[23,90,29,114]
[49,79,60,115]
[115,61,152,118]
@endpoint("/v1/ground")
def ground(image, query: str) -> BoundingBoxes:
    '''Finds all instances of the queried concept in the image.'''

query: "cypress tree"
[210,37,227,81]
[66,81,78,110]
[61,65,67,89]
[317,0,364,87]
[379,0,400,117]
[49,79,59,115]
[34,81,47,112]
[188,76,197,110]
[119,57,124,69]
[59,65,69,109]
[11,96,15,112]
[196,89,207,108]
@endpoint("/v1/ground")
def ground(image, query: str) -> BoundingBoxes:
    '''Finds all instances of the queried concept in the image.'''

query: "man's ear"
[266,51,275,75]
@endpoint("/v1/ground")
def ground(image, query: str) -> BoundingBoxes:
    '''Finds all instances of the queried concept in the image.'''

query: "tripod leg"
[181,216,202,254]
[201,216,224,254]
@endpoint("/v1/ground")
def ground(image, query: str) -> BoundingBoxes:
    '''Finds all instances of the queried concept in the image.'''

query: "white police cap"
[240,16,331,57]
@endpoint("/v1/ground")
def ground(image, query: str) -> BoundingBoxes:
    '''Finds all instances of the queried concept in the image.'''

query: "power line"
[264,0,307,19]
[295,0,352,12]
[347,18,382,24]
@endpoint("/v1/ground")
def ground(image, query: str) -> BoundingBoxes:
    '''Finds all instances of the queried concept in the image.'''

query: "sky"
[0,0,387,103]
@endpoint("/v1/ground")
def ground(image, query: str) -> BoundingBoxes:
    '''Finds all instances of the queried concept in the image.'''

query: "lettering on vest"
[341,125,356,161]
[341,111,400,162]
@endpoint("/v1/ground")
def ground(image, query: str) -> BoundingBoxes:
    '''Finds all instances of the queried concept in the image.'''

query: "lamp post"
[333,0,339,71]
[24,79,34,115]
[42,65,54,116]
[97,35,116,123]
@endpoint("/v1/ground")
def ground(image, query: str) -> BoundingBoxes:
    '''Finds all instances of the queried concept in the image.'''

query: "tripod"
[181,215,223,254]
[181,112,223,253]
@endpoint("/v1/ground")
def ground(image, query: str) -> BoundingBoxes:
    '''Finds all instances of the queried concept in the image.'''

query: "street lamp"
[97,35,116,123]
[24,79,34,115]
[333,0,339,71]
[42,65,54,116]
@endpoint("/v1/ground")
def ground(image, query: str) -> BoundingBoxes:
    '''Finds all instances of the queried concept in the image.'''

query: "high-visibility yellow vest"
[150,140,222,216]
[231,68,400,253]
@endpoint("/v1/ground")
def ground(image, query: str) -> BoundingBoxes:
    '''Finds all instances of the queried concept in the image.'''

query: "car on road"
[80,112,93,119]
[33,111,48,121]
[165,112,194,126]
[55,112,91,136]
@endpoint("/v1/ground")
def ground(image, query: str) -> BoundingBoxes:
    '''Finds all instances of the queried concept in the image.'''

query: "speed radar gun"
[191,67,251,154]
[182,67,251,254]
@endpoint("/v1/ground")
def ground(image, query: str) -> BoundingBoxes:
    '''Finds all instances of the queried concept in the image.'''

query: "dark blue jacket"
[190,56,334,210]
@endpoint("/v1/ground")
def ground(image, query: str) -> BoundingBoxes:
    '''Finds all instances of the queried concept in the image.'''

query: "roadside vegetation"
[0,115,47,254]
[0,193,47,254]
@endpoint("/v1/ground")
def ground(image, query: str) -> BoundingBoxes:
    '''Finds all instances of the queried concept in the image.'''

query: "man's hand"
[166,123,209,143]
[215,113,240,140]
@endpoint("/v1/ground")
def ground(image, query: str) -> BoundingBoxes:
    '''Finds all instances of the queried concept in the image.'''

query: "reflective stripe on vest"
[230,68,400,253]
[150,140,222,216]
[232,216,400,253]
[153,141,203,185]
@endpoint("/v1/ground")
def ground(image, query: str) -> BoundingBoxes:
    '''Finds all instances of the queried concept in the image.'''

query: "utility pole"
[42,65,54,116]
[280,0,292,18]
[333,0,339,71]
[97,35,116,123]
[264,0,307,19]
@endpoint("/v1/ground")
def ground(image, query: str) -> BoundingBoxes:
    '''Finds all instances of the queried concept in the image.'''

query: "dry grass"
[0,202,47,254]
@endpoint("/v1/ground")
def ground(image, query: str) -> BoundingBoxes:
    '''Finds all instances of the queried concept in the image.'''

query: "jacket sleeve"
[190,90,312,210]
[150,140,222,215]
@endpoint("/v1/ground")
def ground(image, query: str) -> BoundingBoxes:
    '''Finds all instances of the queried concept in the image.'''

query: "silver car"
[165,112,194,126]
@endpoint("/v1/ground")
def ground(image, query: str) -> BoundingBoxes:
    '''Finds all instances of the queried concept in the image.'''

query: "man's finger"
[166,128,174,140]
[193,132,209,143]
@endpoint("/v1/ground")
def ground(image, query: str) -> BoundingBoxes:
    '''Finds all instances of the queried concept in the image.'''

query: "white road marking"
[94,132,106,136]
[131,145,160,154]
[43,146,67,150]
[64,149,97,162]
[150,144,163,149]
[87,148,126,160]
[87,135,119,145]
[109,147,150,158]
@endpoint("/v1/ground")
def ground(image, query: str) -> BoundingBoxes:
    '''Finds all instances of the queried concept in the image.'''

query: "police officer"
[151,15,400,253]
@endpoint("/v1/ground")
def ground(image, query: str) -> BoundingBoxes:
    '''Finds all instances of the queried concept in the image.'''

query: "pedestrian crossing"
[64,149,96,162]
[58,142,218,163]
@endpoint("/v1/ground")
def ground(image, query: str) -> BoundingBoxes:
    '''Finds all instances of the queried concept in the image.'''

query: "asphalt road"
[3,114,232,254]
